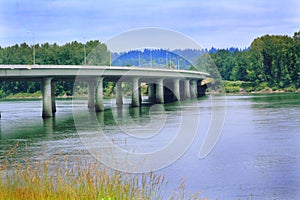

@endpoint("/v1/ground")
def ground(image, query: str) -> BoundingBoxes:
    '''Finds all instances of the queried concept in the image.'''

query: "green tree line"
[0,40,110,98]
[204,31,300,91]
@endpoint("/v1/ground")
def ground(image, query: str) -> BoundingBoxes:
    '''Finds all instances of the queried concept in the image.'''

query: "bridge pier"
[132,77,140,107]
[183,79,191,100]
[116,81,123,105]
[42,77,53,118]
[156,78,164,104]
[173,79,180,101]
[148,83,156,103]
[95,77,104,112]
[51,82,56,113]
[139,80,142,104]
[88,80,96,109]
[190,80,198,99]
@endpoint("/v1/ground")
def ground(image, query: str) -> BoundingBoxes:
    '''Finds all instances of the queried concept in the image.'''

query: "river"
[0,93,300,199]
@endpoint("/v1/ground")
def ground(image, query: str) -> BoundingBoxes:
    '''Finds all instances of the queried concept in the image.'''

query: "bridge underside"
[38,76,207,117]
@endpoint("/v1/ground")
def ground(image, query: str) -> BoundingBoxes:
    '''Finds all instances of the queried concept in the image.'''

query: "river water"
[0,93,300,199]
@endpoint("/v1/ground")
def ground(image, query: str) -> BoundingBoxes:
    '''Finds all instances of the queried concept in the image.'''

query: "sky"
[0,0,299,49]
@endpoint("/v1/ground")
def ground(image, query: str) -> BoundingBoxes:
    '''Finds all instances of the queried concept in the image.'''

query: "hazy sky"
[0,0,299,49]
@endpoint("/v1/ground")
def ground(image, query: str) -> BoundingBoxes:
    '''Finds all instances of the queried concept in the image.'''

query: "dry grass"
[0,144,203,200]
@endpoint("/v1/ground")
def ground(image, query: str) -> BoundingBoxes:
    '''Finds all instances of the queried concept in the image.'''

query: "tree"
[0,40,111,97]
[248,34,298,88]
[86,41,110,65]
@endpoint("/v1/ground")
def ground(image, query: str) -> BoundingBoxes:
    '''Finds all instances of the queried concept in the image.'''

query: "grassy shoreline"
[0,145,201,200]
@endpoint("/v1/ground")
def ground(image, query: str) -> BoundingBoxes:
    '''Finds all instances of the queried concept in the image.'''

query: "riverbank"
[0,154,160,199]
[223,80,300,94]
[0,94,133,101]
[1,81,299,100]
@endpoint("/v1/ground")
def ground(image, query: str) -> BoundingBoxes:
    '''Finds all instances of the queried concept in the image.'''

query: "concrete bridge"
[0,65,209,117]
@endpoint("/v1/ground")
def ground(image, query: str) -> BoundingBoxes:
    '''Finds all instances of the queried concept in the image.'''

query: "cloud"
[0,0,299,48]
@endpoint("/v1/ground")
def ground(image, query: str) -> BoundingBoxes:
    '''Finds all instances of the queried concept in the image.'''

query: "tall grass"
[0,145,203,200]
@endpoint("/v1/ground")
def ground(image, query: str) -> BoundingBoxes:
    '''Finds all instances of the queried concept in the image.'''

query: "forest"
[0,40,110,98]
[205,31,300,92]
[0,31,299,98]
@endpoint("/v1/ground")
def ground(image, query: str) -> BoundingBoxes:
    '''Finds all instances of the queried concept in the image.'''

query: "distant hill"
[111,49,195,70]
[111,47,244,68]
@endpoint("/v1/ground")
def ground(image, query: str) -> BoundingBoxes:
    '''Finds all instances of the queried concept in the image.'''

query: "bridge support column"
[183,79,191,100]
[156,78,164,104]
[148,83,155,103]
[173,79,180,101]
[51,81,56,113]
[139,80,142,104]
[132,77,140,107]
[190,80,198,99]
[42,77,53,118]
[88,80,96,109]
[95,77,104,112]
[116,81,123,105]
[43,117,54,135]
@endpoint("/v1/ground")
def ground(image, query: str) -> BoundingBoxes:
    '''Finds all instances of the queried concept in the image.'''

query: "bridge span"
[0,65,209,117]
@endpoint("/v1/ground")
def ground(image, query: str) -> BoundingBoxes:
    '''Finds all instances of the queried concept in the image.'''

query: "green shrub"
[284,86,296,92]
[225,86,240,93]
[6,91,42,98]
[256,82,269,91]
[0,90,5,98]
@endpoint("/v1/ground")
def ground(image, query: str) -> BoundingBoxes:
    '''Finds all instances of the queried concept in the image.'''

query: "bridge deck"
[0,65,209,81]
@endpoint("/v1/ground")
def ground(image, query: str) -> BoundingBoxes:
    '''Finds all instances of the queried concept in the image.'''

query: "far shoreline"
[216,88,300,96]
[1,89,299,101]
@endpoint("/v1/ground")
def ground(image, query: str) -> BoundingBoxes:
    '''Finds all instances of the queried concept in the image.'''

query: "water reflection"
[251,93,300,108]
[43,117,54,136]
[80,103,177,129]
